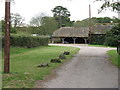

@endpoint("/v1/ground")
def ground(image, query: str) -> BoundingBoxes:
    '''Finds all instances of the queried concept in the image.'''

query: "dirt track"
[35,44,118,88]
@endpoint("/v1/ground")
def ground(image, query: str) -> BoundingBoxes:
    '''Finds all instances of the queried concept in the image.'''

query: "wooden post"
[84,38,87,44]
[72,37,77,44]
[61,38,65,44]
[4,0,11,73]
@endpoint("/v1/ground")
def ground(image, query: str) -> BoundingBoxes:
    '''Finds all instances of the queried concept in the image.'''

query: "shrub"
[91,34,105,45]
[53,38,62,43]
[104,25,120,47]
[2,34,49,48]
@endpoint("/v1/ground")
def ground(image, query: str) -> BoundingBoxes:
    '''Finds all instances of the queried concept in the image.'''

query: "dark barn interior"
[76,38,86,44]
[62,37,86,44]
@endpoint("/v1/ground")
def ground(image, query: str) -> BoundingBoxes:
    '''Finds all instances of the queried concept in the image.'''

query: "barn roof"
[53,25,112,37]
[53,27,89,37]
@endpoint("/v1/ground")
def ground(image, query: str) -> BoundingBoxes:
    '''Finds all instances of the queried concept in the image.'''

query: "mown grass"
[88,44,116,48]
[2,45,80,88]
[108,50,120,68]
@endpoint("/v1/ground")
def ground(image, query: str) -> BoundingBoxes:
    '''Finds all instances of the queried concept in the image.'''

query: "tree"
[11,13,25,28]
[29,14,59,35]
[52,6,70,17]
[52,6,71,27]
[30,13,46,27]
[74,18,97,27]
[95,17,112,23]
[95,0,120,13]
[104,24,120,46]
[1,20,5,32]
[41,17,59,35]
[0,19,16,33]
[112,16,120,23]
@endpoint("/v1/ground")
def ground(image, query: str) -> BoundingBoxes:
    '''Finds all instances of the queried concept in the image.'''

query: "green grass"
[88,44,116,48]
[108,50,120,68]
[2,45,80,88]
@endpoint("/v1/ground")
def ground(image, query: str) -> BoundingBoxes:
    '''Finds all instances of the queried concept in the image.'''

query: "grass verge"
[2,45,80,88]
[88,44,116,48]
[108,50,120,68]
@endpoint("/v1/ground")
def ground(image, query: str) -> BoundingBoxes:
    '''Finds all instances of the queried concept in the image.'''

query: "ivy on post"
[4,0,11,73]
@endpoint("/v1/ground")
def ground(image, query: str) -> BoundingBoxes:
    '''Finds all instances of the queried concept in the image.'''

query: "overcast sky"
[0,0,118,24]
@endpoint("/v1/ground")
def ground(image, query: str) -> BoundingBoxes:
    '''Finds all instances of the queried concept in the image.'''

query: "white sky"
[0,0,118,24]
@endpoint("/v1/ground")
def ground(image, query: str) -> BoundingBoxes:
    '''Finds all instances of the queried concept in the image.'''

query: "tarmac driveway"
[36,44,118,88]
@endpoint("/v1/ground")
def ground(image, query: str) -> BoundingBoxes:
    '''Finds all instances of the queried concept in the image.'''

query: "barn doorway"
[62,37,87,44]
[64,37,73,44]
[76,37,86,44]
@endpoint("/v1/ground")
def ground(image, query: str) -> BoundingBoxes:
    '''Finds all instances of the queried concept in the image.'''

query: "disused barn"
[52,25,112,44]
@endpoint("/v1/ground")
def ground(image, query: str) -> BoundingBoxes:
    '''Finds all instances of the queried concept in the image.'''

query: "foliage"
[41,17,59,35]
[91,34,106,45]
[17,21,58,35]
[52,38,62,43]
[92,17,112,23]
[1,20,5,32]
[52,6,70,17]
[104,24,120,46]
[95,0,120,13]
[108,50,120,68]
[2,46,80,88]
[52,6,73,27]
[29,13,59,35]
[1,20,17,33]
[2,34,49,48]
[30,13,46,27]
[112,16,120,23]
[74,17,119,27]
[74,18,97,27]
[11,13,25,27]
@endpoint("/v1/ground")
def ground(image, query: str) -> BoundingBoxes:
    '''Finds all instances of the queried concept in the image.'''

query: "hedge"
[90,34,105,45]
[2,34,49,48]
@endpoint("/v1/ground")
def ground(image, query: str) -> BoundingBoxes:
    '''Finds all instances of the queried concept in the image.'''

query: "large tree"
[30,13,46,27]
[52,6,72,27]
[11,13,25,28]
[29,14,59,35]
[41,17,59,35]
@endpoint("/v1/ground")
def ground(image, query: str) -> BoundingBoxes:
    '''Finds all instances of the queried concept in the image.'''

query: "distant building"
[52,24,112,44]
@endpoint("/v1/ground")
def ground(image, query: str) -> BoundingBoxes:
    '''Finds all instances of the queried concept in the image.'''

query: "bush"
[53,38,62,43]
[2,34,49,48]
[91,34,105,45]
[104,25,120,47]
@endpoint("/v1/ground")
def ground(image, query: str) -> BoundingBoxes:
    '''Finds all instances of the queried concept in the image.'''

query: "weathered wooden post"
[61,38,65,44]
[4,0,11,73]
[84,38,87,44]
[72,37,77,44]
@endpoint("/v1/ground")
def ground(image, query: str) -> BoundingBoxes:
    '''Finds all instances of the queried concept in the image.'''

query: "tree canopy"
[11,13,25,27]
[52,6,73,27]
[74,17,119,27]
[52,6,70,17]
[95,0,120,13]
